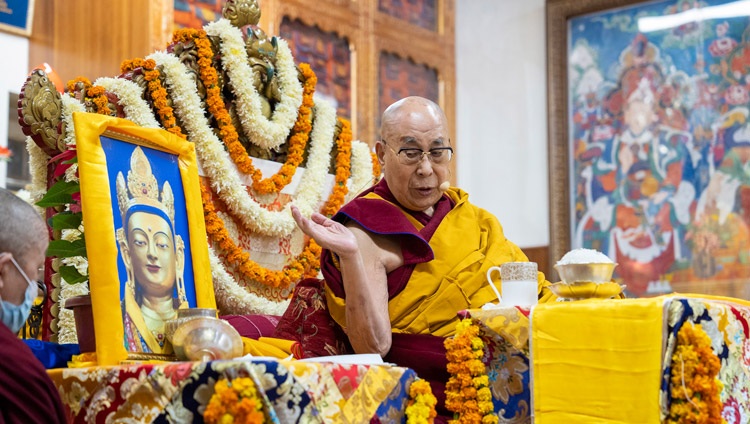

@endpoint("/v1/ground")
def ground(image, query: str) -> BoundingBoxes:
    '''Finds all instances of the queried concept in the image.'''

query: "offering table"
[454,294,750,423]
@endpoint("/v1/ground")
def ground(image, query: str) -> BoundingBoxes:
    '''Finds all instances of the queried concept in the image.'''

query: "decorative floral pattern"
[51,359,419,423]
[660,298,750,424]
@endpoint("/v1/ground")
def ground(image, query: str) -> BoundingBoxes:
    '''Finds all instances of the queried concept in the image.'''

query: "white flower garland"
[209,246,290,315]
[93,77,161,128]
[150,51,294,236]
[150,51,335,237]
[347,141,376,202]
[60,95,85,147]
[205,19,303,150]
[293,101,336,216]
[25,137,49,212]
[57,271,90,344]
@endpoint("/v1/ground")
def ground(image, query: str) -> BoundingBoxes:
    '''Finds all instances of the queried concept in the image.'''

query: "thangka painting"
[174,0,223,30]
[378,52,439,138]
[567,0,750,297]
[280,17,352,120]
[378,0,438,32]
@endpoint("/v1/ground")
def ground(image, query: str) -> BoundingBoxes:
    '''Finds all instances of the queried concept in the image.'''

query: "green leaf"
[62,156,78,165]
[49,212,83,230]
[46,238,87,258]
[36,180,79,208]
[59,265,87,285]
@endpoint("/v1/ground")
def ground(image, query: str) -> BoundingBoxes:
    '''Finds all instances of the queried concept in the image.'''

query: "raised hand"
[291,205,358,258]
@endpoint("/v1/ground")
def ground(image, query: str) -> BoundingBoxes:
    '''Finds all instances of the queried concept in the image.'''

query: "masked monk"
[0,188,66,423]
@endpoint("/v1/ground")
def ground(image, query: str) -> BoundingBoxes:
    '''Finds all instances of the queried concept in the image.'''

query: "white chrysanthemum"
[205,19,303,150]
[209,247,290,315]
[94,77,161,128]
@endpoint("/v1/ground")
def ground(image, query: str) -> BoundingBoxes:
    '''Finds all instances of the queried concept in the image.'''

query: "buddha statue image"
[115,146,188,354]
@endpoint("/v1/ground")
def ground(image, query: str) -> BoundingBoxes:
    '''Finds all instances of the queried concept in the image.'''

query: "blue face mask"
[0,256,38,334]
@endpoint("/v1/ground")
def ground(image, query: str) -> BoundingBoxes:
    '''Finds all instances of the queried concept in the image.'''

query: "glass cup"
[486,262,538,307]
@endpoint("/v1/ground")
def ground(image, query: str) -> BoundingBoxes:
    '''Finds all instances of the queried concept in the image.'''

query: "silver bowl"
[171,316,243,361]
[165,308,218,343]
[554,262,617,285]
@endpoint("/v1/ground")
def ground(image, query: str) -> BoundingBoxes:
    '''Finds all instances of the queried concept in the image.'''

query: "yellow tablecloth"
[531,295,750,423]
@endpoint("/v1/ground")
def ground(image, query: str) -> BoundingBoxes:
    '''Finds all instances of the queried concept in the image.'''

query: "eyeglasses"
[383,141,453,166]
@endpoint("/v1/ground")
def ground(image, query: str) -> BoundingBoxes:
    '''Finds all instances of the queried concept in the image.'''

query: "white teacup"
[486,262,538,307]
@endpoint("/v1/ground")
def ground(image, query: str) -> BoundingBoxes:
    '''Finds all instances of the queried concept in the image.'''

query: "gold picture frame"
[0,0,35,37]
[74,112,215,365]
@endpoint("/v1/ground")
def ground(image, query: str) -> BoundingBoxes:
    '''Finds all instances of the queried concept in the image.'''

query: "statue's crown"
[116,146,175,225]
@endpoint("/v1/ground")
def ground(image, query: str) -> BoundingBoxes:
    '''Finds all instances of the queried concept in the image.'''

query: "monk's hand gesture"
[291,205,358,258]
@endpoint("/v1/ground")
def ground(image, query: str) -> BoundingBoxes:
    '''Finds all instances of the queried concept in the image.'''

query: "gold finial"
[222,0,261,28]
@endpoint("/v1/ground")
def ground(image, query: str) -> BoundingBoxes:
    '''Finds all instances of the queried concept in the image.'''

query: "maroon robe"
[0,323,66,424]
[274,179,454,418]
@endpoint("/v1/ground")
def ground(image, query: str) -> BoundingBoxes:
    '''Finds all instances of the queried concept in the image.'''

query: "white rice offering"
[556,248,613,265]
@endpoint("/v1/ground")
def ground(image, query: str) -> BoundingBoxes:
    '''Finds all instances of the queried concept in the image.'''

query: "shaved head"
[0,188,47,267]
[380,96,448,141]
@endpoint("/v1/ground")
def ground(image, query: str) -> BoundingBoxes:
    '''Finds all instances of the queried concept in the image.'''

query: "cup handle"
[486,266,503,303]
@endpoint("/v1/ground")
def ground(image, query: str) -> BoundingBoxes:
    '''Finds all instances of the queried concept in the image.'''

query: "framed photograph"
[0,0,34,36]
[74,112,215,364]
[548,0,750,298]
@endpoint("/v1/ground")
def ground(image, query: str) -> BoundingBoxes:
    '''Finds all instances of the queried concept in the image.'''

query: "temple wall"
[456,0,549,250]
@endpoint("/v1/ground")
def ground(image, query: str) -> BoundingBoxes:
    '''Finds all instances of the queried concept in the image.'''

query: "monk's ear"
[0,253,11,291]
[375,141,386,166]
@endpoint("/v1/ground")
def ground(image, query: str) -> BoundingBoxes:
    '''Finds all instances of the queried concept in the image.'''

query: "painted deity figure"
[588,36,696,295]
[116,147,188,354]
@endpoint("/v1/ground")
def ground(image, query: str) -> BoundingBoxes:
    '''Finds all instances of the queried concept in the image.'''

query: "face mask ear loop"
[8,255,35,292]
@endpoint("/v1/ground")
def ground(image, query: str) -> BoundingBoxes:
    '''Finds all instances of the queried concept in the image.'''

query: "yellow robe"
[324,186,555,338]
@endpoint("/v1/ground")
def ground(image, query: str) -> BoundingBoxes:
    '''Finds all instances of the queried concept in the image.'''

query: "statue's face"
[127,211,176,297]
[624,99,656,135]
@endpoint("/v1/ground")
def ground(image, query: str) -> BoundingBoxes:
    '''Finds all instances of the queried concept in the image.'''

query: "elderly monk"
[262,96,556,415]
[0,188,66,423]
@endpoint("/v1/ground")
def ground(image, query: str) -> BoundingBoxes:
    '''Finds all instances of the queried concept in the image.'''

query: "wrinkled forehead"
[384,113,448,147]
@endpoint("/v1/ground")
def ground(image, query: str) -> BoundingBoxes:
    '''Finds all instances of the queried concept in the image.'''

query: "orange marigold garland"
[172,29,263,184]
[666,322,724,424]
[172,29,318,195]
[250,63,317,194]
[200,181,321,288]
[66,76,92,95]
[321,117,353,216]
[444,319,497,424]
[85,85,112,116]
[121,57,186,139]
[406,379,438,424]
[66,77,112,116]
[203,377,265,424]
